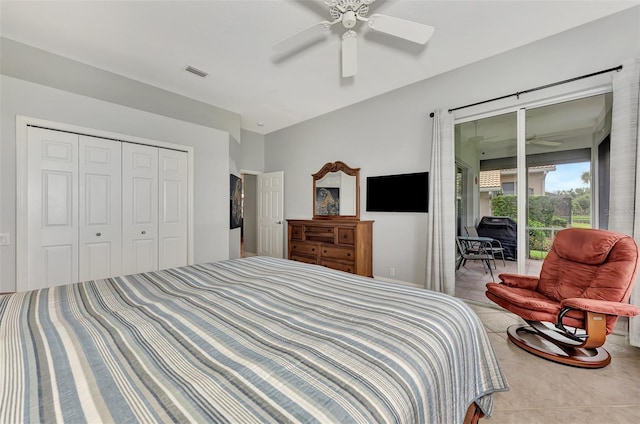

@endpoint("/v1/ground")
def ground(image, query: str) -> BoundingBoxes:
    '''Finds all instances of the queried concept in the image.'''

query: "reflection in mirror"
[316,172,356,216]
[312,162,360,220]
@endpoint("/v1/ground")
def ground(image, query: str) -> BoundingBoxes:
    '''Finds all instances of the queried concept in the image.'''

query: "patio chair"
[456,236,495,281]
[465,225,506,268]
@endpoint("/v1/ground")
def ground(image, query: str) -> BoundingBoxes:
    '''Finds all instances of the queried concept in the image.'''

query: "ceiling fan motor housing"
[342,11,357,28]
[329,0,371,24]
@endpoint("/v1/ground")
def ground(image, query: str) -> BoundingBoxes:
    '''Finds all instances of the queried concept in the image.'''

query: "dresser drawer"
[290,241,319,256]
[306,225,334,235]
[291,254,317,265]
[321,245,355,261]
[320,259,354,274]
[337,228,355,245]
[290,225,304,241]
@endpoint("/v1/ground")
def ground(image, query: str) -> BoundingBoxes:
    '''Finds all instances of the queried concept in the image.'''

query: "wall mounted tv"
[366,172,429,213]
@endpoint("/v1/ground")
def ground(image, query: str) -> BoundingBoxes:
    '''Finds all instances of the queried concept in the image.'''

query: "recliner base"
[506,324,611,368]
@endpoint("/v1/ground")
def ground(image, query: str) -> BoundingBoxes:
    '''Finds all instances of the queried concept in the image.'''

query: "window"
[502,182,515,195]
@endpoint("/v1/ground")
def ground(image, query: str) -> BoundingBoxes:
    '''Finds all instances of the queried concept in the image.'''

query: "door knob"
[276,221,283,224]
[141,231,146,234]
[96,232,101,237]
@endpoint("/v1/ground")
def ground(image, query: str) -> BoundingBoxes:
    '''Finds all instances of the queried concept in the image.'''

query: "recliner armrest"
[561,298,640,317]
[498,273,540,291]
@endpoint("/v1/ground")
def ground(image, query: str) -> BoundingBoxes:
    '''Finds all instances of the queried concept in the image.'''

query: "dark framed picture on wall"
[230,174,242,229]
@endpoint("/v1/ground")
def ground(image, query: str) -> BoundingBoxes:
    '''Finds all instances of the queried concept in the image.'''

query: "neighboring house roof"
[479,165,557,190]
[499,165,557,176]
[479,170,502,190]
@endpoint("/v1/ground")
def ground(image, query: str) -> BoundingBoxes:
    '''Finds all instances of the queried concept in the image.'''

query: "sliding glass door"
[454,112,517,302]
[454,92,611,303]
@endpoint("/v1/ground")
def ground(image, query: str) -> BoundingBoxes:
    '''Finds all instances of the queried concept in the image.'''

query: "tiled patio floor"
[455,256,543,305]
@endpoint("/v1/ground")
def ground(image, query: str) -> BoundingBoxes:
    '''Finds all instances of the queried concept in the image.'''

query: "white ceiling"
[1,0,637,135]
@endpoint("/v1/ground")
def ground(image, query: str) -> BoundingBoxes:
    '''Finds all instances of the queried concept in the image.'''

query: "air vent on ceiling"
[185,65,208,78]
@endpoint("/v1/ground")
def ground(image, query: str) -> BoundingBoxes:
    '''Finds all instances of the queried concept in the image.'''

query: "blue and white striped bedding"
[0,256,508,423]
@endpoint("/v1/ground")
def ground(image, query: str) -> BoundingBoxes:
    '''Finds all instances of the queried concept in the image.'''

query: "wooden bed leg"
[463,402,484,424]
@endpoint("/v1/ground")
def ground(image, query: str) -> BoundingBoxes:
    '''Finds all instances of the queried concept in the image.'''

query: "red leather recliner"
[486,228,640,368]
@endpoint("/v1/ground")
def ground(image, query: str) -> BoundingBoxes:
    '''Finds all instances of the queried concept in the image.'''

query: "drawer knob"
[344,234,348,238]
[311,248,315,252]
[96,232,102,237]
[347,253,351,257]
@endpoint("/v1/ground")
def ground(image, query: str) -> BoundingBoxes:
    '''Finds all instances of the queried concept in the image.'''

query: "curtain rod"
[442,64,623,115]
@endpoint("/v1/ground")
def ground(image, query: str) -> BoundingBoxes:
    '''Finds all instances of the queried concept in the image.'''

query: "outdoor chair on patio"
[465,225,505,268]
[456,236,495,281]
[486,228,639,368]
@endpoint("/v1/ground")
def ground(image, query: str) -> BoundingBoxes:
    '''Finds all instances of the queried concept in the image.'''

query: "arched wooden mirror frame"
[312,161,360,220]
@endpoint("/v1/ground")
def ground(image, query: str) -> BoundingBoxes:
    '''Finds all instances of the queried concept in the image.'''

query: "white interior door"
[79,136,122,281]
[122,143,158,274]
[26,127,79,290]
[257,171,284,258]
[158,148,188,270]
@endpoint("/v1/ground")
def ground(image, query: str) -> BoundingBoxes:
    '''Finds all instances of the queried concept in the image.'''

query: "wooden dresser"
[287,219,373,277]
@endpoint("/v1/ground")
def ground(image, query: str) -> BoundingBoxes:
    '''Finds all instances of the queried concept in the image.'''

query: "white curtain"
[425,110,456,294]
[610,58,640,347]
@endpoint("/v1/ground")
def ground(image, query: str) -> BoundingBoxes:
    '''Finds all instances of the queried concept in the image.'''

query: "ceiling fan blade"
[273,21,332,53]
[468,135,498,144]
[367,14,435,44]
[533,140,562,146]
[342,30,357,77]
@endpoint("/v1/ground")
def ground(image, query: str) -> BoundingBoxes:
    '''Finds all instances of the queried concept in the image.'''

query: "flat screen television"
[366,172,429,213]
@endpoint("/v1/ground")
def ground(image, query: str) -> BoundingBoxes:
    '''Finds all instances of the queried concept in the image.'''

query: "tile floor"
[469,301,640,423]
[455,257,544,306]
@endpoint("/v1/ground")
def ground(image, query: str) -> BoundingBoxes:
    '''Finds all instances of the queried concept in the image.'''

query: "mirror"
[312,161,360,220]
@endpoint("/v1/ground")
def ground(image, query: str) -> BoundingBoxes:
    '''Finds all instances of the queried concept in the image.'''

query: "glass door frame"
[454,85,611,274]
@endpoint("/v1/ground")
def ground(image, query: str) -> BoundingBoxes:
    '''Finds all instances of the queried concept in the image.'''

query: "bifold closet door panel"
[26,127,79,290]
[79,136,122,281]
[122,143,159,275]
[158,149,188,270]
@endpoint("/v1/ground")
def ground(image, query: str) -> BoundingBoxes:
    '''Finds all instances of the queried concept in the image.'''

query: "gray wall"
[240,129,266,173]
[228,129,265,258]
[237,130,264,257]
[265,8,640,285]
[0,75,231,292]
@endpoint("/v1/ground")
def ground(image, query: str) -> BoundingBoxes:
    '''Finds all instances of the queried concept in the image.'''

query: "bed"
[0,256,508,423]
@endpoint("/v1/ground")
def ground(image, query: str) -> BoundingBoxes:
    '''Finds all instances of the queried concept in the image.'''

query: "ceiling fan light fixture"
[342,10,357,28]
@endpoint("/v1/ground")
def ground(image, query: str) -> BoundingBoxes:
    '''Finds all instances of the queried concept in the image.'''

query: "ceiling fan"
[526,135,562,146]
[273,0,435,77]
[467,121,498,144]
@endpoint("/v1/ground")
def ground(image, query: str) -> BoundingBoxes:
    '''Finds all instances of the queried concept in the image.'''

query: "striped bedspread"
[0,256,508,423]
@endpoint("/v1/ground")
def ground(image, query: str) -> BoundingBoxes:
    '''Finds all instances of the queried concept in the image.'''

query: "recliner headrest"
[552,228,627,265]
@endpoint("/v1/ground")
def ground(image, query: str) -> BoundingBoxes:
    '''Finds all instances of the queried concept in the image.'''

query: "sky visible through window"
[545,162,590,193]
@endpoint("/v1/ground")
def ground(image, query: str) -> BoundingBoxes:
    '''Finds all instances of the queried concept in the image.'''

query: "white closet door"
[26,127,79,290]
[158,149,188,270]
[79,136,122,281]
[122,143,158,275]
